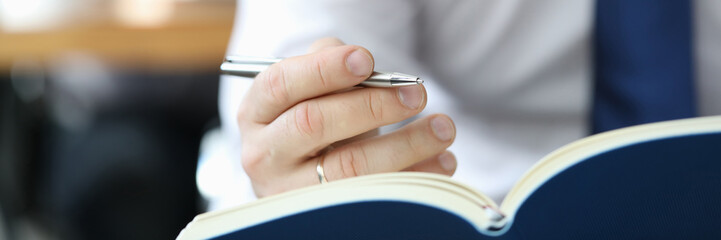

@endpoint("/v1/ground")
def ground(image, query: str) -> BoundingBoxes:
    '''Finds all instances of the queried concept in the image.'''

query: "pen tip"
[416,78,424,84]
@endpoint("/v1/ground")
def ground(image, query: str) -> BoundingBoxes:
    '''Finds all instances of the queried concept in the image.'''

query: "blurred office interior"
[0,0,234,239]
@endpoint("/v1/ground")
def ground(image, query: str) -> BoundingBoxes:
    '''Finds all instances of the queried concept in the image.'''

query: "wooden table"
[0,0,236,73]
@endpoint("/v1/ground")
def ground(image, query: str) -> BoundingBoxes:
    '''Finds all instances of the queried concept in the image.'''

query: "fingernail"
[431,116,454,141]
[346,50,372,77]
[398,85,423,109]
[438,152,456,171]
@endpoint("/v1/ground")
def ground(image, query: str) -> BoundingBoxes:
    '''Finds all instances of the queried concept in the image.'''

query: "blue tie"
[592,1,697,133]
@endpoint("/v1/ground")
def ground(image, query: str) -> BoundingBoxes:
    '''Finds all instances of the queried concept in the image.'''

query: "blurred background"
[0,0,234,239]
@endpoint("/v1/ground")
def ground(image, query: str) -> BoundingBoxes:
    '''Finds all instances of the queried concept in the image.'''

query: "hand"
[237,38,457,197]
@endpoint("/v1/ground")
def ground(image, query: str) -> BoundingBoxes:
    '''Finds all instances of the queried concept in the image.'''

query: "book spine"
[484,206,507,231]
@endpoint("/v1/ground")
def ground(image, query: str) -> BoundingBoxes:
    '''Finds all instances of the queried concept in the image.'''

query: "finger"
[251,160,325,197]
[403,151,457,176]
[331,128,379,148]
[313,114,456,181]
[309,37,345,53]
[252,146,454,197]
[239,45,375,124]
[262,85,426,160]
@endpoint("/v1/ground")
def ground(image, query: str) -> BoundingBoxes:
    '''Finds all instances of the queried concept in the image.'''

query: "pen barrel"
[221,57,421,88]
[359,76,393,87]
[362,72,420,87]
[220,62,266,78]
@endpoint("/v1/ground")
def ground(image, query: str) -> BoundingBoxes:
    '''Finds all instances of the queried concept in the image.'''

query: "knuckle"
[365,91,384,122]
[240,140,286,197]
[240,142,281,184]
[236,103,252,127]
[240,145,264,176]
[293,101,326,139]
[313,56,330,89]
[258,66,290,106]
[402,130,423,154]
[338,147,369,178]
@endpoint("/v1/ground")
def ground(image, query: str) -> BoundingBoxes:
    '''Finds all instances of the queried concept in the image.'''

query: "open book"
[178,116,721,239]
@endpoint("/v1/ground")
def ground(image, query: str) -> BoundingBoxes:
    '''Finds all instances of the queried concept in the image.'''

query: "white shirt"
[198,0,721,211]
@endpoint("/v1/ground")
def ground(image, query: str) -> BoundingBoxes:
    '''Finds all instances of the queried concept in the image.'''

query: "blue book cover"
[178,116,721,240]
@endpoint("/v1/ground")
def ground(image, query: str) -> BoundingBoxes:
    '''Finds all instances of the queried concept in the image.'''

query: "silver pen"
[220,56,423,87]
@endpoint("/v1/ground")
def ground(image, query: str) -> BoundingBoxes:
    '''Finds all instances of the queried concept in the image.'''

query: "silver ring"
[316,157,328,184]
